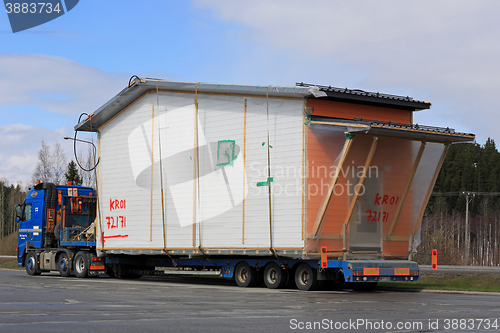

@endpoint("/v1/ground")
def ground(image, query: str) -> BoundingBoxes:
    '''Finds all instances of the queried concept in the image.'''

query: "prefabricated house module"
[74,78,474,262]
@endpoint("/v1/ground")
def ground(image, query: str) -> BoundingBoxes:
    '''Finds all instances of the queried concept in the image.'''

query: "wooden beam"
[384,235,410,242]
[388,141,426,236]
[242,99,247,244]
[150,105,155,241]
[301,100,306,241]
[310,120,370,129]
[192,84,199,247]
[307,232,345,240]
[311,136,355,237]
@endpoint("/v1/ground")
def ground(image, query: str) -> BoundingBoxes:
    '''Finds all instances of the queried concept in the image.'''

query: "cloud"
[0,54,129,184]
[0,54,127,116]
[193,0,500,144]
[0,124,70,186]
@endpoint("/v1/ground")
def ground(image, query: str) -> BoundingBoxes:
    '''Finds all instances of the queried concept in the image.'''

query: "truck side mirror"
[15,204,22,222]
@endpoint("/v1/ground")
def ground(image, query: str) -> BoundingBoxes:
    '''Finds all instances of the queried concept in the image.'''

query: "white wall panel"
[98,91,304,251]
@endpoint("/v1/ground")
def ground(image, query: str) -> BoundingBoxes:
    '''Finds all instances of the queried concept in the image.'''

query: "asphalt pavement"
[1,269,499,333]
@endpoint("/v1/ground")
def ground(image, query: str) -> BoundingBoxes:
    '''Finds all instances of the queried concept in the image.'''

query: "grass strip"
[0,258,22,270]
[379,273,500,293]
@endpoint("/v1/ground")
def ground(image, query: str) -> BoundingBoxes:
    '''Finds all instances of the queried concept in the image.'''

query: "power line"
[431,192,500,197]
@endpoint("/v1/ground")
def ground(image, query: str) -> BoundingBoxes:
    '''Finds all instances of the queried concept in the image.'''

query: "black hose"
[73,113,100,172]
[128,75,141,87]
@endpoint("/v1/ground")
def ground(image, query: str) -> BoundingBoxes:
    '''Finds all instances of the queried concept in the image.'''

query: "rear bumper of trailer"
[333,260,420,283]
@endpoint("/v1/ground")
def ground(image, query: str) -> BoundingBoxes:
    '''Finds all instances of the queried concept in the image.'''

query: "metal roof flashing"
[75,78,431,132]
[74,79,321,132]
[296,82,431,111]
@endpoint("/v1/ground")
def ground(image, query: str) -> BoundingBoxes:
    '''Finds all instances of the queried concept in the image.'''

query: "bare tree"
[53,142,67,185]
[31,140,53,185]
[0,180,26,238]
[0,179,5,240]
[7,182,26,235]
[78,143,96,188]
[31,141,68,186]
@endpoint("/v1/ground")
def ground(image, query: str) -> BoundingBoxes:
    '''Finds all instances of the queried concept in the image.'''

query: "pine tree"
[65,161,82,186]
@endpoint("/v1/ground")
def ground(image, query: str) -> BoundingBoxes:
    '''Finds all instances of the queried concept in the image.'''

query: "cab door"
[18,190,45,253]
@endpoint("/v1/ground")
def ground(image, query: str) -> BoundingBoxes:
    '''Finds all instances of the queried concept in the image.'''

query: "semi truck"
[16,78,475,290]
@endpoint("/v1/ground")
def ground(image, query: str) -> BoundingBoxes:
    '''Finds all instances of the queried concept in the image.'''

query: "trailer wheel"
[74,251,89,278]
[25,251,41,276]
[294,263,319,291]
[57,252,71,277]
[263,262,287,289]
[235,262,258,287]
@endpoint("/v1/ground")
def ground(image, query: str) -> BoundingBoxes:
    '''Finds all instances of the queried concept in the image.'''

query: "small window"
[217,140,236,166]
[23,203,32,221]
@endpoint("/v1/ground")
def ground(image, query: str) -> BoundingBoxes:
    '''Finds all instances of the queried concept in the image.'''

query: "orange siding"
[308,99,412,124]
[305,126,347,254]
[306,126,417,258]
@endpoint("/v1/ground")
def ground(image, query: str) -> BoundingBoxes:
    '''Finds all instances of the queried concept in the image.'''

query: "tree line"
[0,179,26,239]
[418,138,500,265]
[2,139,500,266]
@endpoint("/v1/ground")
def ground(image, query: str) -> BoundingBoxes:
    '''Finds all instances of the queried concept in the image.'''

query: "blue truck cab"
[15,182,103,277]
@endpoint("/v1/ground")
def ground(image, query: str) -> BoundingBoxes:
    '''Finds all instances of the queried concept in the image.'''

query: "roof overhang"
[310,118,475,144]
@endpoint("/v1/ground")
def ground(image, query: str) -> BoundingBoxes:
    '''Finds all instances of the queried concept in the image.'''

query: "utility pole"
[432,191,500,265]
[464,192,474,263]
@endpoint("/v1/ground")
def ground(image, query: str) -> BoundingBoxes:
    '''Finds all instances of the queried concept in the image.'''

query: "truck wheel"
[263,262,287,289]
[25,251,41,276]
[234,262,257,287]
[73,251,89,278]
[57,252,71,277]
[294,263,319,291]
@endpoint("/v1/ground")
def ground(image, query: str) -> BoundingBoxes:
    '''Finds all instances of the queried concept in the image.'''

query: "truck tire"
[73,251,89,278]
[57,252,71,277]
[25,251,41,276]
[234,262,257,287]
[263,262,287,289]
[294,263,319,291]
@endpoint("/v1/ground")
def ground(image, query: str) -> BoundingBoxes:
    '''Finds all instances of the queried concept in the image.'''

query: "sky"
[1,0,499,186]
